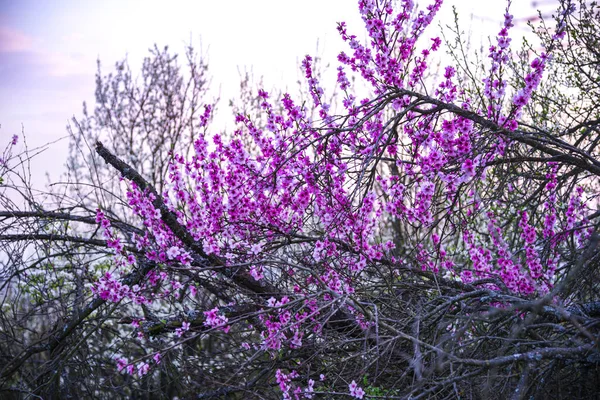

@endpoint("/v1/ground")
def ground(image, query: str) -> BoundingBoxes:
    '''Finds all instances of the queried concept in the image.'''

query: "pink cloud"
[0,25,33,53]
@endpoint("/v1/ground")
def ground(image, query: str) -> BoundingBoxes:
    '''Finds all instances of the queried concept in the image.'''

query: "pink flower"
[250,243,263,255]
[175,321,190,337]
[166,246,180,259]
[305,379,315,398]
[349,380,365,399]
[203,307,230,332]
[249,265,264,281]
[116,357,127,372]
[461,159,475,179]
[137,362,149,376]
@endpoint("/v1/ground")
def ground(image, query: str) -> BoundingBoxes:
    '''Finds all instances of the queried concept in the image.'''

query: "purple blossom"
[349,380,366,399]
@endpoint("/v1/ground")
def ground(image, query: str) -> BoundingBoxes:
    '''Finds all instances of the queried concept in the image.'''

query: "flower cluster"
[91,272,131,303]
[275,370,317,400]
[115,352,161,378]
[484,6,514,120]
[349,380,366,399]
[175,321,190,337]
[203,307,230,333]
[511,55,547,120]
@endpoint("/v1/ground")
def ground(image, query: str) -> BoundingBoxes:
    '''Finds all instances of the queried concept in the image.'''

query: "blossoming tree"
[1,0,599,398]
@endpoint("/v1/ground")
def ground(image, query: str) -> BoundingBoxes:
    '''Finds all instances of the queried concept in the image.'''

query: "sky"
[0,0,556,187]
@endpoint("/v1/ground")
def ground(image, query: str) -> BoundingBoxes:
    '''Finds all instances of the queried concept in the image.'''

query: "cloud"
[0,51,94,93]
[0,25,33,53]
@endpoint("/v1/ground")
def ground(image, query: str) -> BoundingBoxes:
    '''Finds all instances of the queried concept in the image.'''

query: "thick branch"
[0,233,110,248]
[453,345,595,368]
[0,210,143,234]
[393,88,600,176]
[95,141,210,260]
[0,234,138,253]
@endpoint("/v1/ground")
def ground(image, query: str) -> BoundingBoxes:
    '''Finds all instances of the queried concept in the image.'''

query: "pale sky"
[0,0,555,187]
